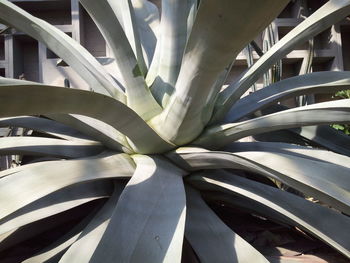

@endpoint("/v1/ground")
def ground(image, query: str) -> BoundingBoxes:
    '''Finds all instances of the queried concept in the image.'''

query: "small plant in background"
[0,0,350,262]
[332,89,350,135]
[336,89,350,99]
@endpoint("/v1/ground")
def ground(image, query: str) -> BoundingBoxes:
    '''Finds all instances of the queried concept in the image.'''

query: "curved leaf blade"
[196,100,350,149]
[116,0,148,74]
[89,155,186,263]
[0,82,174,154]
[0,137,103,158]
[22,200,105,263]
[188,170,350,258]
[185,185,268,263]
[251,104,350,156]
[291,125,350,157]
[225,141,350,169]
[0,0,124,100]
[132,0,160,69]
[148,0,193,107]
[79,0,162,120]
[46,114,130,153]
[0,181,112,236]
[152,0,289,145]
[59,182,124,262]
[0,153,134,219]
[0,116,94,142]
[226,71,350,122]
[169,148,350,215]
[214,0,350,121]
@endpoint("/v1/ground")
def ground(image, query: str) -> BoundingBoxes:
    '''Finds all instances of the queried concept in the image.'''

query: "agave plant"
[0,0,350,262]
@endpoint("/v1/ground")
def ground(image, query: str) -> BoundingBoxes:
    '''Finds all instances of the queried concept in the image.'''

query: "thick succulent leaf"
[0,137,103,158]
[24,234,76,263]
[195,100,350,149]
[186,0,197,40]
[0,82,174,154]
[185,185,268,263]
[188,171,350,258]
[168,148,350,215]
[0,156,65,179]
[291,125,350,157]
[151,0,289,145]
[0,78,127,150]
[47,114,130,153]
[202,62,235,125]
[225,71,350,122]
[89,155,186,263]
[118,0,148,74]
[256,104,350,157]
[251,129,314,148]
[79,0,162,120]
[1,78,127,151]
[22,200,104,263]
[0,221,70,258]
[59,182,124,262]
[145,36,161,84]
[0,163,37,179]
[0,116,94,142]
[0,199,102,254]
[0,0,124,100]
[132,0,160,68]
[148,0,194,107]
[225,142,350,169]
[145,0,195,86]
[0,180,112,236]
[0,153,135,220]
[214,0,350,121]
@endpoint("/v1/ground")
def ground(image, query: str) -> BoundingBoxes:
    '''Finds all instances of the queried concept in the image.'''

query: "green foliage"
[335,89,350,99]
[332,123,350,135]
[0,0,350,262]
[332,89,350,135]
